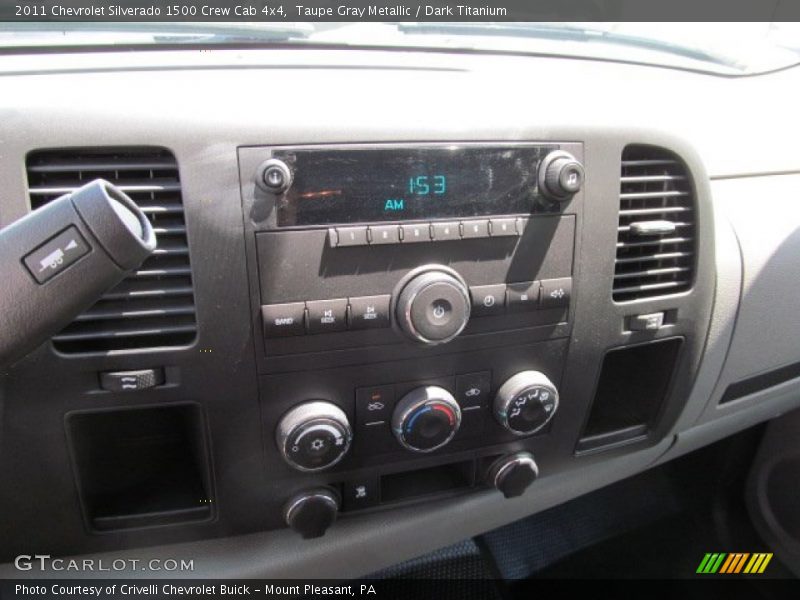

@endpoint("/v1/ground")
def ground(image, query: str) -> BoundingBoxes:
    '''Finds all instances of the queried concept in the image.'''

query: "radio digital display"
[274,145,555,227]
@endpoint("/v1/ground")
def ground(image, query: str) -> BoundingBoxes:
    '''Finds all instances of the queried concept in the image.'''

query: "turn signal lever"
[0,180,156,368]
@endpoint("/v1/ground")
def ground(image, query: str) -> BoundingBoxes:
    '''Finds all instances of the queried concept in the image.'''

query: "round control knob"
[284,487,339,539]
[487,452,539,498]
[277,401,352,472]
[538,151,584,201]
[392,386,462,452]
[494,371,559,435]
[256,158,293,194]
[395,267,471,345]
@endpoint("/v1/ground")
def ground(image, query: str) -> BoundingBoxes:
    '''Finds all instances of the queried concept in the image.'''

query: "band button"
[261,302,306,337]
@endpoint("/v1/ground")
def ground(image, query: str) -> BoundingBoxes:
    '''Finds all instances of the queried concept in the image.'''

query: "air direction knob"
[494,371,559,435]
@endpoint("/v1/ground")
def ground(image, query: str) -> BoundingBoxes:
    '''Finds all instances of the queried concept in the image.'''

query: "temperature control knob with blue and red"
[277,401,352,472]
[392,386,462,452]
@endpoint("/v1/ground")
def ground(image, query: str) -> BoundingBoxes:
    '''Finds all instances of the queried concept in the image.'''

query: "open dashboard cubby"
[67,403,213,531]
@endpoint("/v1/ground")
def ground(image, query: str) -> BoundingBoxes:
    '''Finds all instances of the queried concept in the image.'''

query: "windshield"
[2,22,799,76]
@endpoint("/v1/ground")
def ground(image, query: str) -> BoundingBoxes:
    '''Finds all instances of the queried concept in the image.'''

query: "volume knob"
[395,267,471,346]
[256,158,293,194]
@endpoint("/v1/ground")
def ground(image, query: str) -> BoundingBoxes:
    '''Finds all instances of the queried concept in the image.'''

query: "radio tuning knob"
[494,371,559,435]
[395,266,471,345]
[276,401,352,472]
[392,386,462,452]
[538,151,584,201]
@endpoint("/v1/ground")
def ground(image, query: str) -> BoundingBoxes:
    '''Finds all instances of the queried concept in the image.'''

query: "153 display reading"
[274,145,555,227]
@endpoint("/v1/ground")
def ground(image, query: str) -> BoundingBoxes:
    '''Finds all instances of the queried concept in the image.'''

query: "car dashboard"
[1,46,800,579]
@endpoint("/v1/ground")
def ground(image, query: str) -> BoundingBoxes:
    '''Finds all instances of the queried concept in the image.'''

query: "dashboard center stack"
[238,141,584,533]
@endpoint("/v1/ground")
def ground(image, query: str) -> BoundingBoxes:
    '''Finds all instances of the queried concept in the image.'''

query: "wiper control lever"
[0,179,156,367]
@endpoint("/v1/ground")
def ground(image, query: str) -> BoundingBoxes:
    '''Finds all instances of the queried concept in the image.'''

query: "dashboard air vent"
[613,145,695,302]
[26,148,197,353]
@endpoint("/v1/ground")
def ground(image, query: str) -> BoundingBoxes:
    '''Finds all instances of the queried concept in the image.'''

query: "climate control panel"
[275,369,560,473]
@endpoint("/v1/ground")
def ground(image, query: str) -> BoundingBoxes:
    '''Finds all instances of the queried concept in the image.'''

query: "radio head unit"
[252,143,584,228]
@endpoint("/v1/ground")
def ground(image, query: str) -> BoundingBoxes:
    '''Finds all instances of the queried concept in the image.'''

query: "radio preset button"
[306,299,348,334]
[470,284,507,316]
[348,295,391,330]
[262,302,306,338]
[431,222,460,241]
[541,278,572,309]
[401,223,431,243]
[369,225,400,245]
[335,226,369,247]
[461,219,490,239]
[490,218,519,237]
[327,228,339,248]
[507,281,541,311]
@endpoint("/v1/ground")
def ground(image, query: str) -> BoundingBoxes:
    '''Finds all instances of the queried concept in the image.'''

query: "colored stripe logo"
[696,552,772,574]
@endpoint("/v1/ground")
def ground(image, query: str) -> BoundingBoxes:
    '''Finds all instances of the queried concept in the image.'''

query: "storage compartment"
[380,460,475,504]
[577,338,683,453]
[67,404,213,531]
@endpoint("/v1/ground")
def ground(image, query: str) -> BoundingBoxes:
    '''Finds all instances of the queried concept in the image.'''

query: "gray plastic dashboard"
[1,47,800,579]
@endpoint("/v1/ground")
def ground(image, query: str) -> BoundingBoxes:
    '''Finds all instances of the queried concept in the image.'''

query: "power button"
[257,158,293,194]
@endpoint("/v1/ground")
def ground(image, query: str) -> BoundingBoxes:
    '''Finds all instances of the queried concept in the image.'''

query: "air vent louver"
[26,148,197,353]
[613,145,696,302]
